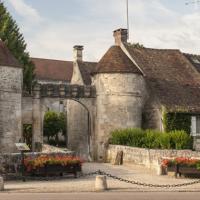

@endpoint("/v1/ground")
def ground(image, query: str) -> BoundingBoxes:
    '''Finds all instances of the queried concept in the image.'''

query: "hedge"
[109,128,193,150]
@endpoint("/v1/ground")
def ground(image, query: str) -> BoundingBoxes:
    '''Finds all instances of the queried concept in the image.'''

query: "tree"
[43,111,60,143]
[128,42,144,49]
[0,2,35,93]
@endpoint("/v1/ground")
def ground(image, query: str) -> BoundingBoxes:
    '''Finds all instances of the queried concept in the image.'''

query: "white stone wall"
[107,145,200,171]
[0,66,22,153]
[93,73,147,160]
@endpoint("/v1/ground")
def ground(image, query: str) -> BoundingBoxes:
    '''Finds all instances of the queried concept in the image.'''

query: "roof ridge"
[183,52,200,57]
[31,57,72,62]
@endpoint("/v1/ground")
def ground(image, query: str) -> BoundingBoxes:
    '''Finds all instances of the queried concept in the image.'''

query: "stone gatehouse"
[1,29,200,160]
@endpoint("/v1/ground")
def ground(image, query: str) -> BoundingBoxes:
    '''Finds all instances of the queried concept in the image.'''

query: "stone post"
[95,175,108,191]
[32,84,43,151]
[0,176,4,191]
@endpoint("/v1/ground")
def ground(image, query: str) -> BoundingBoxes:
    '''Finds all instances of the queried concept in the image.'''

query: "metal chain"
[80,170,200,188]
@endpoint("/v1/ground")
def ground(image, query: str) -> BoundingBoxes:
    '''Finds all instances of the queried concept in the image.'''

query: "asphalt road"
[1,192,200,200]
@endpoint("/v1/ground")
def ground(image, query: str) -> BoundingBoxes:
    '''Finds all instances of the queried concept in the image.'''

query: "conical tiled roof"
[94,46,142,74]
[0,40,21,68]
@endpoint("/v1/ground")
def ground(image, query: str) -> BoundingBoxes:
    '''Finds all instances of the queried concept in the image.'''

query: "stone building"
[0,40,23,153]
[1,28,200,160]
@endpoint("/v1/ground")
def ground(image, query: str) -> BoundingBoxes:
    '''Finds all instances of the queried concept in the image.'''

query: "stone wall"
[107,145,200,171]
[142,95,163,131]
[93,73,147,161]
[67,61,94,160]
[0,66,23,153]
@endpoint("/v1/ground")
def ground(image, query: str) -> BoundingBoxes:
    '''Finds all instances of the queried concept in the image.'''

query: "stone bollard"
[0,176,4,191]
[157,165,167,176]
[95,175,108,191]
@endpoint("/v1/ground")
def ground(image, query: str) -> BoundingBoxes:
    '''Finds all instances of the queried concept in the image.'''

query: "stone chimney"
[73,45,84,62]
[113,28,128,46]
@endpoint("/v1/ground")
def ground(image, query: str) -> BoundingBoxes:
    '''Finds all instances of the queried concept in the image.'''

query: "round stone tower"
[0,40,23,153]
[92,29,146,161]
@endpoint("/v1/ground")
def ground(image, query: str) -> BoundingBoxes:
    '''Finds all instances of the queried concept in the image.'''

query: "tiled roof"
[78,61,97,85]
[125,44,200,113]
[0,40,21,68]
[31,58,73,82]
[184,53,200,73]
[94,46,142,74]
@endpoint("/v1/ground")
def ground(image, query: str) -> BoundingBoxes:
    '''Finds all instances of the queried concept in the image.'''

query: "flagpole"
[126,0,129,40]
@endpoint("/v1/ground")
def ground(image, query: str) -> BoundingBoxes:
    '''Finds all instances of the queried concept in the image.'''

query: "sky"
[3,0,200,61]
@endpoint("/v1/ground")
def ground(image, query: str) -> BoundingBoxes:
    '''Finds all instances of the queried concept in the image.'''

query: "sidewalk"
[2,163,200,193]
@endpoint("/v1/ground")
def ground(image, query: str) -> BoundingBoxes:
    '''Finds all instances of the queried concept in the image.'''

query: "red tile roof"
[31,58,73,82]
[78,61,97,85]
[94,46,142,74]
[125,44,200,112]
[0,40,21,68]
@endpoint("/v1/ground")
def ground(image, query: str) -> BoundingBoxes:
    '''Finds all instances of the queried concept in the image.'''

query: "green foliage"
[23,124,32,149]
[110,128,193,150]
[144,129,160,149]
[110,128,146,147]
[163,112,191,134]
[0,2,35,93]
[43,111,60,140]
[170,130,193,150]
[159,133,171,149]
[128,42,144,48]
[43,111,67,146]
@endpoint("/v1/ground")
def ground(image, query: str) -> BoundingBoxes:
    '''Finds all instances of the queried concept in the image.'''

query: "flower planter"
[162,157,200,178]
[26,163,81,178]
[177,165,200,177]
[24,155,83,178]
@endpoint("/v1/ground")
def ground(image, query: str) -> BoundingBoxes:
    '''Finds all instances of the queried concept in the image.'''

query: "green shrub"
[110,128,146,147]
[128,128,146,147]
[170,130,192,150]
[159,132,171,149]
[109,128,193,150]
[144,130,160,149]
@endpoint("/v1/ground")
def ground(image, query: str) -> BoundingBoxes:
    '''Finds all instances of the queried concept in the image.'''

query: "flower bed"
[162,157,200,177]
[24,155,82,177]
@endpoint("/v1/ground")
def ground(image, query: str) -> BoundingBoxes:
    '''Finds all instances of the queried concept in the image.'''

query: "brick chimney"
[73,45,84,62]
[113,28,128,46]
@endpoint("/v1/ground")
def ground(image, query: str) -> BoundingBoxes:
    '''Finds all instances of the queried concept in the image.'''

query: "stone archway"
[29,84,95,159]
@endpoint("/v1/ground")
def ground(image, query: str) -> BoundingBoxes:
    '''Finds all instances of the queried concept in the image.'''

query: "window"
[191,116,200,136]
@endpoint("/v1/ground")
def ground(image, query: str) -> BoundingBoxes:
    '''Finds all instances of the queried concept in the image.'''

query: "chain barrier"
[80,170,200,188]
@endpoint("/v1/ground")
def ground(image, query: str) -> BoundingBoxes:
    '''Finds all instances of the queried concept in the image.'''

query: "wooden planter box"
[167,165,200,177]
[25,163,81,178]
[178,165,200,177]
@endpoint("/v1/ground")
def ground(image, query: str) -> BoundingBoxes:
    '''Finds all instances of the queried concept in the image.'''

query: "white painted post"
[157,165,165,175]
[95,175,108,191]
[0,176,4,191]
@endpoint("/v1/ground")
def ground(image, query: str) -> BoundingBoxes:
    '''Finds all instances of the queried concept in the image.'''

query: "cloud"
[7,0,43,24]
[6,0,200,61]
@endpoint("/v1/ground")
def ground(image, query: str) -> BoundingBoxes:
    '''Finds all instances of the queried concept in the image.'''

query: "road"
[1,192,200,200]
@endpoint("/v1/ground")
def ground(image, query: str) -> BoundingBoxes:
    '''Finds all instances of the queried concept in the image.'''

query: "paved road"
[5,163,200,193]
[1,192,200,200]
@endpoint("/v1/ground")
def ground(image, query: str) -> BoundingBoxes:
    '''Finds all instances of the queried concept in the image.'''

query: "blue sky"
[3,0,200,61]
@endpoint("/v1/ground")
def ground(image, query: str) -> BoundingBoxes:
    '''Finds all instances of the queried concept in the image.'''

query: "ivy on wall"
[163,112,191,134]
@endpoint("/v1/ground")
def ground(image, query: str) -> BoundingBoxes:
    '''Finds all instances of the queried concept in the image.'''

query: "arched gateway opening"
[42,98,92,160]
[29,84,95,160]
